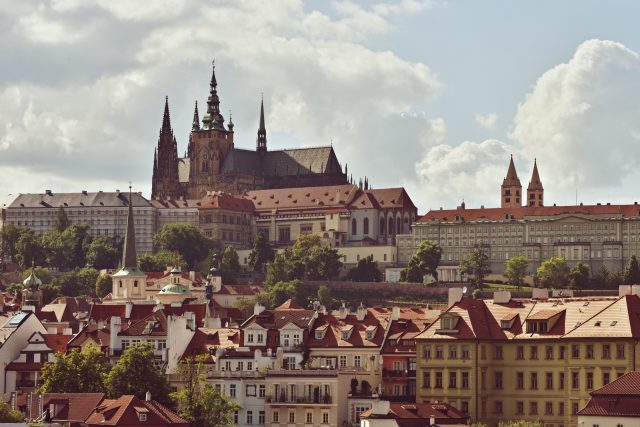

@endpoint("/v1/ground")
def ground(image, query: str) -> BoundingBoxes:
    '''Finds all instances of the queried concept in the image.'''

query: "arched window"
[363,218,369,235]
[351,218,357,235]
[380,218,385,235]
[396,217,401,234]
[388,217,395,235]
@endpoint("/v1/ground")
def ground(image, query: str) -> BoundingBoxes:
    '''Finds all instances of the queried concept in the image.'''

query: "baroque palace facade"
[398,157,640,281]
[151,62,349,200]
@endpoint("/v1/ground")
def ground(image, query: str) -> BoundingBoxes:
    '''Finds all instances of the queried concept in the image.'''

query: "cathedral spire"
[528,158,543,190]
[256,95,267,153]
[527,158,544,207]
[202,60,225,131]
[161,96,171,134]
[503,154,521,186]
[501,154,523,208]
[192,101,200,131]
[122,185,137,269]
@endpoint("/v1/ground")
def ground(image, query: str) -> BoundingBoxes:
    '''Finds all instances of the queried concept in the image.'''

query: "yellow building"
[415,289,640,427]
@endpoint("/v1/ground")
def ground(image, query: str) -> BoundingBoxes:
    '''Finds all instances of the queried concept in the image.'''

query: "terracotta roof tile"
[85,395,188,426]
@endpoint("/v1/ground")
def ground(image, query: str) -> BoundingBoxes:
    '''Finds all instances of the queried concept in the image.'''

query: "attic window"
[138,413,147,422]
[583,302,590,306]
[366,331,374,340]
[610,321,618,326]
[315,330,323,339]
[594,321,601,327]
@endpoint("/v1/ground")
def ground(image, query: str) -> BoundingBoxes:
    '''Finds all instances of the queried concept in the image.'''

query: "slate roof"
[85,395,188,426]
[9,192,151,209]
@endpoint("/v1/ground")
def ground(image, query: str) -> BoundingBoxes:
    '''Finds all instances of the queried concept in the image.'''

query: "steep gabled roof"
[85,395,188,426]
[307,312,386,348]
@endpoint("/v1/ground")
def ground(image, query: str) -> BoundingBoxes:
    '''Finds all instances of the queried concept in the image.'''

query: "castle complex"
[151,62,348,200]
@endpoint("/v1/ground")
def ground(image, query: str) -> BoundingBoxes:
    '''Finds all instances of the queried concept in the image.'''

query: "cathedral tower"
[186,61,235,199]
[527,159,544,207]
[501,155,522,208]
[151,97,181,200]
[256,97,267,154]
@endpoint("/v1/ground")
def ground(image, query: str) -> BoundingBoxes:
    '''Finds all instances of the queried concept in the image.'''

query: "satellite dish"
[462,286,468,295]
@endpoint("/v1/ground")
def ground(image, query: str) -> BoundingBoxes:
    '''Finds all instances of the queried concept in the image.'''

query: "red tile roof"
[216,284,264,296]
[274,299,304,310]
[43,334,73,353]
[67,324,111,350]
[181,328,240,360]
[18,393,107,422]
[307,312,386,348]
[200,193,255,212]
[578,372,640,417]
[85,395,188,426]
[243,308,315,330]
[360,402,467,425]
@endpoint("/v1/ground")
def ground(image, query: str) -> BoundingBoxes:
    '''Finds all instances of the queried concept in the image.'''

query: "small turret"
[256,96,267,154]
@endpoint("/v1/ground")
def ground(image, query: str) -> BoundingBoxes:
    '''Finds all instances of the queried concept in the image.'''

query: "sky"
[1,0,640,213]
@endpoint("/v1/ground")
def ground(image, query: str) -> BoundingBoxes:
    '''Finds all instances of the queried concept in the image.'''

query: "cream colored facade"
[199,207,253,248]
[399,208,640,280]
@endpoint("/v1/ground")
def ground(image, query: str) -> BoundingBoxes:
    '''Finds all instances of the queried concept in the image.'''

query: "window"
[530,401,538,415]
[586,344,594,359]
[530,345,538,360]
[272,411,279,423]
[246,411,253,425]
[289,411,295,423]
[234,411,239,424]
[229,384,236,398]
[545,346,553,360]
[516,372,524,389]
[248,362,253,371]
[449,345,457,359]
[559,345,566,359]
[278,227,291,243]
[351,218,357,235]
[603,372,610,385]
[138,413,147,422]
[354,355,361,368]
[422,372,430,388]
[494,346,503,359]
[462,372,469,389]
[259,411,265,424]
[322,412,329,424]
[339,355,347,368]
[559,372,565,389]
[435,345,443,359]
[545,401,553,415]
[572,344,580,358]
[306,411,313,424]
[516,401,524,415]
[572,402,579,415]
[602,344,611,359]
[572,371,579,389]
[546,372,553,389]
[449,372,457,388]
[423,345,431,359]
[494,372,503,389]
[461,401,469,414]
[617,343,626,359]
[363,218,369,234]
[462,345,470,359]
[494,401,503,414]
[530,372,538,390]
[516,346,524,360]
[587,372,594,389]
[435,371,443,388]
[558,402,564,415]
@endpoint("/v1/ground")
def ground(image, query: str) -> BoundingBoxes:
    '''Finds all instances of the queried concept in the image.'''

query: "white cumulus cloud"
[475,112,498,130]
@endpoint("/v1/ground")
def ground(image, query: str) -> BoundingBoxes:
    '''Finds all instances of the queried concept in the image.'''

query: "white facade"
[578,415,640,427]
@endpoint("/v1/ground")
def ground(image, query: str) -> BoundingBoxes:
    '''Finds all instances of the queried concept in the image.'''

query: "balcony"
[207,370,265,379]
[379,394,416,403]
[266,394,333,405]
[267,369,338,377]
[382,369,416,378]
[16,379,40,388]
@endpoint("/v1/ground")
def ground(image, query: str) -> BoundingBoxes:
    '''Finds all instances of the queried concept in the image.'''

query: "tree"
[569,262,590,289]
[42,230,65,269]
[76,267,100,295]
[105,343,172,406]
[234,296,256,318]
[536,257,570,288]
[53,207,70,232]
[317,285,334,309]
[400,264,424,283]
[40,283,61,305]
[460,244,491,285]
[54,268,99,297]
[60,223,91,269]
[264,252,290,287]
[267,280,308,308]
[344,256,381,282]
[21,266,53,285]
[220,246,241,284]
[15,228,46,268]
[0,223,21,262]
[504,256,528,287]
[138,250,187,272]
[498,421,543,427]
[95,274,113,298]
[86,236,119,269]
[40,346,110,393]
[155,224,214,269]
[624,255,640,284]
[248,233,275,272]
[0,401,24,422]
[407,241,442,281]
[594,265,611,288]
[5,283,23,299]
[172,356,240,427]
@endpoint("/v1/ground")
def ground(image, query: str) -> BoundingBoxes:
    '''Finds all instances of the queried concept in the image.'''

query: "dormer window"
[138,413,147,422]
[366,331,374,340]
[341,331,349,340]
[436,314,460,334]
[315,330,323,339]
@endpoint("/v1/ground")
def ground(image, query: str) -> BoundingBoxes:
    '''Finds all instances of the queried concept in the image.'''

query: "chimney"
[391,306,400,321]
[189,271,196,281]
[110,316,121,355]
[125,301,133,319]
[254,302,266,316]
[448,288,464,306]
[356,303,367,321]
[145,391,151,401]
[371,400,390,415]
[338,303,348,320]
[206,317,222,329]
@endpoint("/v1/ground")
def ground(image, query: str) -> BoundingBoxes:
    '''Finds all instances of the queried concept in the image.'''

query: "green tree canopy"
[505,256,528,287]
[86,236,119,269]
[21,266,53,284]
[570,262,590,289]
[536,257,570,288]
[39,346,110,393]
[95,274,113,298]
[220,245,241,284]
[16,228,46,268]
[53,207,70,232]
[317,284,334,309]
[400,264,424,283]
[105,343,172,407]
[54,267,99,297]
[624,255,640,285]
[138,250,187,272]
[0,401,24,422]
[344,256,381,282]
[155,224,214,269]
[172,356,240,427]
[407,240,442,280]
[594,265,610,288]
[0,223,21,262]
[60,223,91,269]
[40,283,61,305]
[266,279,310,308]
[248,233,275,272]
[460,244,491,285]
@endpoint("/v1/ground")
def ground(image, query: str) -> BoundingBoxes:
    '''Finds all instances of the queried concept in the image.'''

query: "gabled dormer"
[365,325,377,340]
[340,324,354,340]
[500,312,518,329]
[435,313,460,334]
[525,309,564,334]
[315,324,328,340]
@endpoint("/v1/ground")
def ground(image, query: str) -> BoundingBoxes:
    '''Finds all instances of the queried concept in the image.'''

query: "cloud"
[510,39,640,201]
[475,112,498,130]
[413,139,514,209]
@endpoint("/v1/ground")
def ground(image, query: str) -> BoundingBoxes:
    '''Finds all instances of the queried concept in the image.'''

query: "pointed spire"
[202,60,225,131]
[503,154,521,186]
[161,96,171,134]
[528,158,543,190]
[122,185,138,269]
[228,110,234,132]
[192,101,200,131]
[256,95,267,153]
